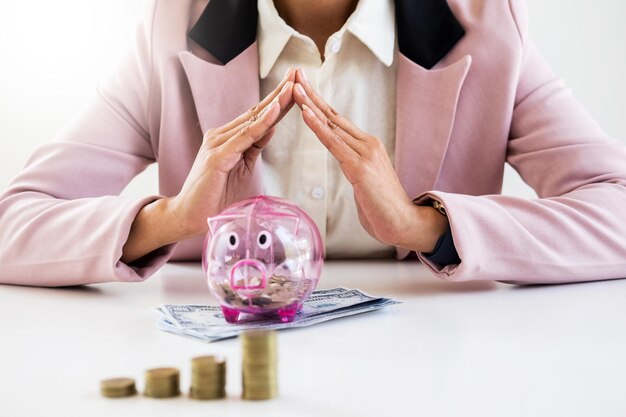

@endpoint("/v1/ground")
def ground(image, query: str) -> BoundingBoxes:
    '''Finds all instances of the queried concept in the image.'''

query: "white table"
[2,260,625,417]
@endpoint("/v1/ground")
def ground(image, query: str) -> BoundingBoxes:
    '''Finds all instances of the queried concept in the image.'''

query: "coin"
[144,367,180,398]
[219,277,312,310]
[189,356,226,400]
[100,377,137,398]
[241,330,278,400]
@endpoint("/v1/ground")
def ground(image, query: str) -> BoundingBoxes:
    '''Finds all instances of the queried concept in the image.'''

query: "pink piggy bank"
[202,196,324,323]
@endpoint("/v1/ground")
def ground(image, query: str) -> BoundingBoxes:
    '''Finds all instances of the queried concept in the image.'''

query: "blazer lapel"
[181,0,260,134]
[395,53,472,200]
[179,43,264,194]
[394,53,471,260]
[179,44,260,135]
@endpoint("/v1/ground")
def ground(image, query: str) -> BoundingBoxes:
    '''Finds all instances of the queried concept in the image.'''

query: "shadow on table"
[321,259,501,298]
[157,260,500,298]
[0,282,105,297]
[158,262,208,295]
[507,275,626,291]
[355,277,498,298]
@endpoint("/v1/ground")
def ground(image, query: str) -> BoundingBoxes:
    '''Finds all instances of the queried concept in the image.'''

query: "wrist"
[161,196,203,241]
[396,203,449,253]
[122,196,187,264]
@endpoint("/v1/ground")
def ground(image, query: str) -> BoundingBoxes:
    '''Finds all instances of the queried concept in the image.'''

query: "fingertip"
[280,80,294,94]
[301,103,315,119]
[282,67,293,82]
[294,82,306,98]
[267,99,280,116]
[297,68,309,84]
[258,99,279,121]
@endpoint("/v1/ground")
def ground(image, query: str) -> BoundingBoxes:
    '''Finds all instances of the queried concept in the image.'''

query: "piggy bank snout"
[230,259,268,291]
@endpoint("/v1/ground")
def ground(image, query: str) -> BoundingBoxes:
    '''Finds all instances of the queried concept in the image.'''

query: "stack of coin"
[189,356,227,400]
[241,330,278,400]
[144,367,180,398]
[100,377,137,398]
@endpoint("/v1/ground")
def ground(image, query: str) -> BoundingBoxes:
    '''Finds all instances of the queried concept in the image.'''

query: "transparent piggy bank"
[202,196,324,323]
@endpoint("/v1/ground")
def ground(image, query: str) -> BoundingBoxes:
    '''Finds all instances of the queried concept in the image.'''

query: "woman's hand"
[122,68,296,263]
[292,69,448,253]
[169,68,296,236]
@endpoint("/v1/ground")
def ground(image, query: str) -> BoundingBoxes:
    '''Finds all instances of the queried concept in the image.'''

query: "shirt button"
[311,186,325,200]
[329,38,341,54]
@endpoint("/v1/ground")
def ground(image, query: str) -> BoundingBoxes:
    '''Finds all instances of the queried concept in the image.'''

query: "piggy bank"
[202,196,324,323]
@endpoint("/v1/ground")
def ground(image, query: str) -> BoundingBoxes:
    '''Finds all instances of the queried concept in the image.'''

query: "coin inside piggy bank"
[202,196,324,323]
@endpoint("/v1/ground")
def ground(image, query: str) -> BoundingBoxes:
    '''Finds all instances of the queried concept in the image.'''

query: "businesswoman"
[1,0,626,286]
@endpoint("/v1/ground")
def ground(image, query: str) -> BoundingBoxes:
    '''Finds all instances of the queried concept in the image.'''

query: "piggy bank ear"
[287,215,301,235]
[207,217,220,237]
[207,214,245,236]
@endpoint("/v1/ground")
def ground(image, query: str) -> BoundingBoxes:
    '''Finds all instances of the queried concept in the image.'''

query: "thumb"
[243,126,275,167]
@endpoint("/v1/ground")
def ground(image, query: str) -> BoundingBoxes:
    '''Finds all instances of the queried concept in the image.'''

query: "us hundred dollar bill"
[155,287,400,342]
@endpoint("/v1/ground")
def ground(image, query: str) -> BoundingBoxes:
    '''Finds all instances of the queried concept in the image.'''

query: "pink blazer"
[1,0,625,286]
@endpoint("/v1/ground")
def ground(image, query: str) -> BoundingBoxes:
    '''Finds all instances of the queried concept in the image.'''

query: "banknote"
[158,287,376,329]
[155,287,400,342]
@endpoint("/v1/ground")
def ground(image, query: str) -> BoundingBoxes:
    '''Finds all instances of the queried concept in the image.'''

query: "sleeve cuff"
[423,226,461,266]
[112,195,178,282]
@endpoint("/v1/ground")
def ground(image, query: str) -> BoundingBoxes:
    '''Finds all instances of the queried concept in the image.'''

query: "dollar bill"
[155,287,400,342]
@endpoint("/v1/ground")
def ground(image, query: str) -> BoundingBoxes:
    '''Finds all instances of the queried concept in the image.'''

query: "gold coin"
[241,330,278,401]
[144,367,180,398]
[189,356,227,400]
[145,367,179,378]
[192,355,225,365]
[241,331,277,346]
[242,388,278,400]
[189,387,226,400]
[100,377,137,398]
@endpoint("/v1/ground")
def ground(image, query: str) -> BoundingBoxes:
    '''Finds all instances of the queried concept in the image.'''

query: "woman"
[1,0,625,286]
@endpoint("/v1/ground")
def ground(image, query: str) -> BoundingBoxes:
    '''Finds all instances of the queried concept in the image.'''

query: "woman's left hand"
[293,69,448,253]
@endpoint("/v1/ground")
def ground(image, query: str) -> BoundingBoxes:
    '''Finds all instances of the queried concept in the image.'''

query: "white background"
[0,0,624,199]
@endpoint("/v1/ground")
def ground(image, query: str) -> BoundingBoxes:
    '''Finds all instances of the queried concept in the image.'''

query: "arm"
[0,0,298,285]
[0,1,170,286]
[414,0,626,284]
[121,72,297,264]
[291,70,449,254]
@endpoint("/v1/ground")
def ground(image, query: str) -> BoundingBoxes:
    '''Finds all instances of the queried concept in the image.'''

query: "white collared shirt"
[258,0,397,258]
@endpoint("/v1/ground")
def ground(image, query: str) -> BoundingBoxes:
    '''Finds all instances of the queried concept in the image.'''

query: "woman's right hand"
[170,68,296,237]
[121,68,296,263]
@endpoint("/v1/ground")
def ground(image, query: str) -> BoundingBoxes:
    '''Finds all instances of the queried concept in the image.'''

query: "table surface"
[1,260,625,417]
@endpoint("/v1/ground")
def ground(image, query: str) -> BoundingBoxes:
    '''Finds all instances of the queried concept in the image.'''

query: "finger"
[212,68,296,135]
[222,99,281,155]
[211,81,294,148]
[293,82,367,154]
[243,126,275,167]
[225,81,293,137]
[293,82,325,123]
[300,103,358,165]
[295,68,367,139]
[267,81,296,129]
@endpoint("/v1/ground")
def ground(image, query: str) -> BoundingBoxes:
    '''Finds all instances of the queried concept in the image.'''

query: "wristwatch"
[431,200,447,216]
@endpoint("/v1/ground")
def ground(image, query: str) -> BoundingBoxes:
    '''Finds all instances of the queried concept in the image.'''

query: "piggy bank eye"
[257,230,272,250]
[226,232,239,250]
